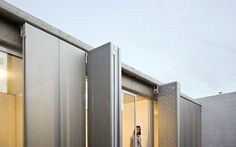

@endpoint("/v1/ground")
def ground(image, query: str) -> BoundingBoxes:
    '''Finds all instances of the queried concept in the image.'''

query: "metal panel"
[24,23,87,147]
[158,82,180,147]
[180,98,191,147]
[197,93,236,147]
[59,40,86,147]
[196,105,201,147]
[180,97,201,147]
[24,23,60,147]
[88,42,121,147]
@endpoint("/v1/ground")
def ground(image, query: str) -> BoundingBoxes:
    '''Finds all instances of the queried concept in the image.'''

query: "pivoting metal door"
[158,82,180,147]
[88,42,121,147]
[23,23,86,147]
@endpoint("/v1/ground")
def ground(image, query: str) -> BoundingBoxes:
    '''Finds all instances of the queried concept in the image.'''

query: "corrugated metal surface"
[180,97,201,147]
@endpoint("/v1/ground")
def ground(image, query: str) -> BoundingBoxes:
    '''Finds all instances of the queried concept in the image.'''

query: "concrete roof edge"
[0,0,94,51]
[197,91,236,100]
[122,63,201,105]
[122,63,162,86]
[181,93,201,106]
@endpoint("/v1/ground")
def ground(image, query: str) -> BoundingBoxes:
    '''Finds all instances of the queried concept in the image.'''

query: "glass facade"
[0,50,23,147]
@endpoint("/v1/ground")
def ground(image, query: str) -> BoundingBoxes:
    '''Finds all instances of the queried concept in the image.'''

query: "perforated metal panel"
[158,82,180,147]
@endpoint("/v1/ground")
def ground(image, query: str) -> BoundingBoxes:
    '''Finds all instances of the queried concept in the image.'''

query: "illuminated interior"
[154,102,158,147]
[122,92,135,147]
[122,91,155,147]
[0,50,23,147]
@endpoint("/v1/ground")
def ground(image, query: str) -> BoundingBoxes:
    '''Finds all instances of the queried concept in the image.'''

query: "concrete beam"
[0,16,21,49]
[0,0,93,51]
[122,73,154,97]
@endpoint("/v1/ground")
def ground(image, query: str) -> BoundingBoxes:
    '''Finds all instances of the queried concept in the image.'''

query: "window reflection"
[0,50,23,147]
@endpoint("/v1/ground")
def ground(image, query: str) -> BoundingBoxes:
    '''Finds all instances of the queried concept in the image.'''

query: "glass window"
[0,50,23,147]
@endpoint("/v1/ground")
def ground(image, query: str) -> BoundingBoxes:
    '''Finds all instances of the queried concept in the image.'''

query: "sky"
[5,0,236,98]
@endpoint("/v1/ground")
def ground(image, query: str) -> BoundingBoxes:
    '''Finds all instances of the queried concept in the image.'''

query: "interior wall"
[16,94,23,147]
[136,97,151,147]
[0,93,16,147]
[154,103,158,147]
[122,94,135,147]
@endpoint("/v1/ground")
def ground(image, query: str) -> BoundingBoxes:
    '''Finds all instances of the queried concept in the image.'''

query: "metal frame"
[0,45,23,58]
[122,90,154,147]
[122,90,137,147]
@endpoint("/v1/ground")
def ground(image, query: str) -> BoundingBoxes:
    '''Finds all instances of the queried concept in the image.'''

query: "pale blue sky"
[6,0,236,98]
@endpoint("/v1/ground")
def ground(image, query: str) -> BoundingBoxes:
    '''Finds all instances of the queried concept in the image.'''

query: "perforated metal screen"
[158,82,180,147]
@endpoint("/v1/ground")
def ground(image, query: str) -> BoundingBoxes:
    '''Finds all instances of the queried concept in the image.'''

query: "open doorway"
[122,91,154,147]
[0,50,23,147]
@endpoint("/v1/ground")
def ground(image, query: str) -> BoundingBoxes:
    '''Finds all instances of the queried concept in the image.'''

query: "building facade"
[197,92,236,147]
[0,0,206,147]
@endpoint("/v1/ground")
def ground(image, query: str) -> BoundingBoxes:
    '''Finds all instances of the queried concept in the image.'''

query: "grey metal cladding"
[158,82,180,147]
[197,92,236,147]
[59,40,86,147]
[88,42,121,147]
[180,97,201,147]
[24,23,86,147]
[24,23,60,147]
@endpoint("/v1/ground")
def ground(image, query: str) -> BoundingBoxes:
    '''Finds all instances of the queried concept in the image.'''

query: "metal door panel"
[24,23,86,147]
[24,23,60,147]
[158,82,180,147]
[88,42,121,147]
[59,40,86,147]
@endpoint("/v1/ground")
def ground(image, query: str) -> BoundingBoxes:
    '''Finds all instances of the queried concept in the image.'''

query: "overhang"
[0,0,93,51]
